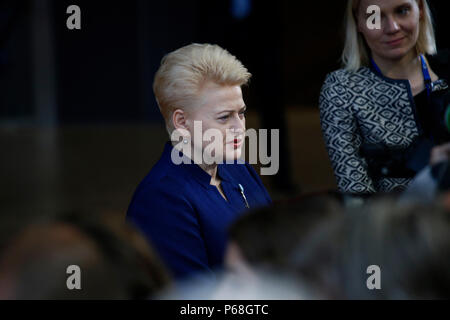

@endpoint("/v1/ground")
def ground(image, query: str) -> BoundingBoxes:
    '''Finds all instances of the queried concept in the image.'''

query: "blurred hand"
[430,143,450,166]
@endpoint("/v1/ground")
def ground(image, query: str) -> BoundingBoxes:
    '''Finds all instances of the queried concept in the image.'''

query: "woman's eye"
[218,115,229,121]
[397,6,410,15]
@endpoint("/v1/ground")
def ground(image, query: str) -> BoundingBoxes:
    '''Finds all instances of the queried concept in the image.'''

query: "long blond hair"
[342,0,437,71]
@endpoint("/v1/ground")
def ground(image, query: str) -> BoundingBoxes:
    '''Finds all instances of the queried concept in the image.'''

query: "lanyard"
[420,54,433,99]
[371,54,433,98]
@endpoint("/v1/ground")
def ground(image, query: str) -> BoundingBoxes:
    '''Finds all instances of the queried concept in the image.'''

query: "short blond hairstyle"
[342,0,437,71]
[153,43,251,134]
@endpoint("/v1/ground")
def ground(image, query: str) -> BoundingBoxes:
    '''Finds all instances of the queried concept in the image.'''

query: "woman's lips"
[386,37,405,46]
[229,138,243,149]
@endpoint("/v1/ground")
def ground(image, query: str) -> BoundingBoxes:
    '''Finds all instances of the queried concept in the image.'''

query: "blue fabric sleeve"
[126,179,213,279]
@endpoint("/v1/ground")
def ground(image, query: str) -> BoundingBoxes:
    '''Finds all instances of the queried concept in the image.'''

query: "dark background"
[1,0,448,122]
[0,0,448,215]
[0,0,347,122]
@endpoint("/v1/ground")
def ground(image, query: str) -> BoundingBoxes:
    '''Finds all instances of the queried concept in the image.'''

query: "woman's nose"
[230,115,245,133]
[384,16,400,34]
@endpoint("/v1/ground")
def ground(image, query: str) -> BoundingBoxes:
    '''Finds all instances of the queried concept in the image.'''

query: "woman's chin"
[380,45,414,61]
[224,150,242,163]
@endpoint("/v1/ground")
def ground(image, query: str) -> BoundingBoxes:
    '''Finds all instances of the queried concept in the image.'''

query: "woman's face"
[356,0,422,61]
[185,81,246,163]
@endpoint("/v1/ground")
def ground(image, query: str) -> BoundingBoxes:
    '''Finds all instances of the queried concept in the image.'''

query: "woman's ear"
[172,109,189,131]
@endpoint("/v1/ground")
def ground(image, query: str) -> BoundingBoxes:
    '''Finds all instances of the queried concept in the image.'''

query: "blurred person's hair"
[342,0,437,71]
[0,211,170,299]
[341,198,450,299]
[227,195,345,298]
[153,43,251,134]
[228,195,342,271]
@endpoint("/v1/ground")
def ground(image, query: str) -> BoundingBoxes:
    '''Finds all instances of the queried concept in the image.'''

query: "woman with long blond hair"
[320,0,449,195]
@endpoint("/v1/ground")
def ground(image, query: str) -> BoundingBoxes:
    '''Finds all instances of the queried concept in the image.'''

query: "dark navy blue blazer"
[127,142,271,280]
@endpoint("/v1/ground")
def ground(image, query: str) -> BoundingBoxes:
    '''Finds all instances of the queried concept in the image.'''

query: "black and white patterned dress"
[319,54,449,194]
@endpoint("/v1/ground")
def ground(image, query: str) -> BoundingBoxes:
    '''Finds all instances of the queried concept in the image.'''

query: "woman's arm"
[126,180,212,280]
[319,71,376,194]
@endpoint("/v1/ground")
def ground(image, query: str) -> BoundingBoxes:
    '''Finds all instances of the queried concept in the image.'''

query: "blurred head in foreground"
[342,198,450,299]
[0,212,170,299]
[226,195,344,299]
[226,194,450,299]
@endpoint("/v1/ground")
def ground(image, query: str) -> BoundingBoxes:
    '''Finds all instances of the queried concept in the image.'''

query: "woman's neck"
[372,50,421,80]
[199,163,219,184]
[172,141,219,184]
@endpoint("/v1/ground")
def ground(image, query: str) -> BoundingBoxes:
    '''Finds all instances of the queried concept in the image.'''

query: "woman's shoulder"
[323,67,371,87]
[137,143,201,195]
[131,171,189,207]
[428,49,450,80]
[131,154,193,205]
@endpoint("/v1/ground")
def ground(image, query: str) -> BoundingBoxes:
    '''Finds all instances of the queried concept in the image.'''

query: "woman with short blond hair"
[127,44,271,280]
[320,0,450,195]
